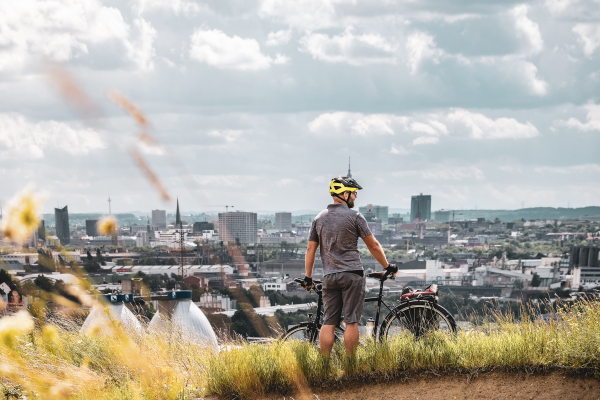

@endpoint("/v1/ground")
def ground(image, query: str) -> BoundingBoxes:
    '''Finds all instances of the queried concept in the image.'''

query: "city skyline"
[1,1,599,212]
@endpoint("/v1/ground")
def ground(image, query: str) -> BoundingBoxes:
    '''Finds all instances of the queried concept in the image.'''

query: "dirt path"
[264,371,599,400]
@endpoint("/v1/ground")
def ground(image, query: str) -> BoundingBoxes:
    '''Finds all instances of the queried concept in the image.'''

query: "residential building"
[359,205,389,224]
[218,211,257,244]
[193,221,214,233]
[411,194,431,222]
[54,206,70,245]
[151,209,167,230]
[85,219,98,236]
[275,212,292,231]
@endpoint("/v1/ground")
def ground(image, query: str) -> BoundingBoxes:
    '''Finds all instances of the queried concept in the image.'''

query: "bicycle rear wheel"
[380,300,456,340]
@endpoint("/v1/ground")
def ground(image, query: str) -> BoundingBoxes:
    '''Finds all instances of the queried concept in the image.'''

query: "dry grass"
[1,300,599,399]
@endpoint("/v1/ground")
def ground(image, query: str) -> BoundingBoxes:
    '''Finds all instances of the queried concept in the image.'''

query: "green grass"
[1,299,599,399]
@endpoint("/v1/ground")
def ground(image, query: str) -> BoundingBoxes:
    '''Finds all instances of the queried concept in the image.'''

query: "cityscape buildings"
[275,212,292,231]
[54,206,70,245]
[218,211,257,244]
[434,210,451,223]
[193,221,214,233]
[358,205,389,224]
[411,194,431,222]
[152,209,167,229]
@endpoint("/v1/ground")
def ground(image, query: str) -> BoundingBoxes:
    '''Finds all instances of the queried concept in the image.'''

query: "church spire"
[347,157,352,178]
[175,197,182,228]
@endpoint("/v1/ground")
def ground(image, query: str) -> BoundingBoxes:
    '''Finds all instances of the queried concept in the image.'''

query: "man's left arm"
[362,234,389,268]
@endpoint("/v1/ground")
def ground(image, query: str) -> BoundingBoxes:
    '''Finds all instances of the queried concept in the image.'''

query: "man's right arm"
[305,240,318,278]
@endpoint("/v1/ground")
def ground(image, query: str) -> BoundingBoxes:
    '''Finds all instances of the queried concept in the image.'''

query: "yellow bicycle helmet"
[329,176,363,195]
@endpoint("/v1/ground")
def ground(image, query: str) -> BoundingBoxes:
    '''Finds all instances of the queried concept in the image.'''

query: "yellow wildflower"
[0,186,43,242]
[97,216,117,236]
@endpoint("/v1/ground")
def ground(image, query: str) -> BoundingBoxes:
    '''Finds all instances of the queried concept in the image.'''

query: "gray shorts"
[322,272,365,325]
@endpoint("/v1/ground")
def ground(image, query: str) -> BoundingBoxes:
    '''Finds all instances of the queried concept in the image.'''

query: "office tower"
[86,219,98,236]
[193,221,214,233]
[152,209,167,229]
[358,205,389,224]
[275,212,292,231]
[218,211,257,244]
[410,194,431,222]
[55,205,70,245]
[38,220,46,241]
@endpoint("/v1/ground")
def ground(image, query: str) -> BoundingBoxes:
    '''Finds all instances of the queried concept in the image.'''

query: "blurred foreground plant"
[1,299,599,399]
[0,186,43,243]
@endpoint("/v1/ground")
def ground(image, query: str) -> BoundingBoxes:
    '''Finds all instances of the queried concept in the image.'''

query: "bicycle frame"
[364,277,398,339]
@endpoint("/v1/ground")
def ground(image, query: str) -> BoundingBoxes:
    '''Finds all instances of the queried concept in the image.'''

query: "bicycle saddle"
[366,271,387,279]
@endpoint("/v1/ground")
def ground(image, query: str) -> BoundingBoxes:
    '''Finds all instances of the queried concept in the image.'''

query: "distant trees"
[530,273,542,287]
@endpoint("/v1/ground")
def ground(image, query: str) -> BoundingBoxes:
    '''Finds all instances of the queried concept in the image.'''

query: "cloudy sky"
[1,0,599,215]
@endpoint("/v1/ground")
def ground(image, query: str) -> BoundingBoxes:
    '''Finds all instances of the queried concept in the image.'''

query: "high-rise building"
[55,206,70,245]
[152,209,167,229]
[358,205,389,224]
[85,219,98,236]
[434,210,450,223]
[193,221,214,233]
[275,212,292,231]
[410,194,431,222]
[218,211,257,244]
[38,220,46,241]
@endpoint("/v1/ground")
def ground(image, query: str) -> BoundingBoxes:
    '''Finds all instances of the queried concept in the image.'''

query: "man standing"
[303,176,397,367]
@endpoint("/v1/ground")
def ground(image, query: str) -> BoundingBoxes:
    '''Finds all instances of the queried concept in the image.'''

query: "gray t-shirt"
[308,203,372,276]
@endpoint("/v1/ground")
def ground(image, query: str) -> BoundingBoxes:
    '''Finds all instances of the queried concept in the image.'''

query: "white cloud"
[207,129,245,142]
[406,31,442,74]
[390,144,410,155]
[134,0,200,15]
[259,0,351,31]
[309,109,539,143]
[446,109,539,139]
[193,174,258,187]
[0,113,105,159]
[413,136,439,145]
[308,112,402,136]
[266,30,292,46]
[393,166,485,181]
[125,18,157,71]
[555,103,600,131]
[512,5,543,55]
[573,24,600,57]
[300,27,397,65]
[534,164,600,174]
[189,29,283,71]
[0,0,154,71]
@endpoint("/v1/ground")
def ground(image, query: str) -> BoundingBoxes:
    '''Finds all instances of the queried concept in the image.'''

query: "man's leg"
[319,325,336,356]
[343,322,359,357]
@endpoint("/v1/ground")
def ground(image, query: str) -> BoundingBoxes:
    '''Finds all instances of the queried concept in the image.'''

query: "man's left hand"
[385,264,398,277]
[301,276,314,290]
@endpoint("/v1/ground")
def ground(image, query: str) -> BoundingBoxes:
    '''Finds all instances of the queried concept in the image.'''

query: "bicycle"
[281,269,456,344]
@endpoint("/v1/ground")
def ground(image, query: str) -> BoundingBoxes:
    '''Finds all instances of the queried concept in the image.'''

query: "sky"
[0,0,599,215]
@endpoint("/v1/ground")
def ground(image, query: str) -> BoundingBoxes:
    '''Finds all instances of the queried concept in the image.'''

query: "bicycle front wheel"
[380,300,456,340]
[281,323,344,345]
